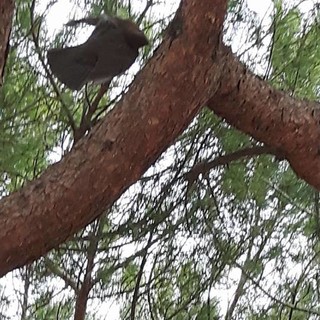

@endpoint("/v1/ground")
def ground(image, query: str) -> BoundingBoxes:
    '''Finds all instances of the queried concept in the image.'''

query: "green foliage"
[28,299,73,320]
[121,262,139,291]
[0,47,55,190]
[271,4,320,99]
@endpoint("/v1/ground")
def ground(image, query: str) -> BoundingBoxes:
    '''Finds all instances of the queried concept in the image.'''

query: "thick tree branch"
[207,46,320,189]
[0,0,227,276]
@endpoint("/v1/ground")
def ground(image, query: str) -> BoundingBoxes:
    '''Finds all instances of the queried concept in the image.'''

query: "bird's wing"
[48,46,98,90]
[74,48,98,67]
[87,33,138,83]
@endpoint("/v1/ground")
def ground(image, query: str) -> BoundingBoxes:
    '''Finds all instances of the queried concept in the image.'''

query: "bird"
[47,15,148,90]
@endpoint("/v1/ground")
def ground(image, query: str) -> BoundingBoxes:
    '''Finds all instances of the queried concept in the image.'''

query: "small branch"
[315,191,320,238]
[29,2,77,133]
[235,261,320,317]
[137,0,154,25]
[185,145,283,186]
[130,232,153,320]
[44,257,78,292]
[74,216,106,320]
[74,81,110,144]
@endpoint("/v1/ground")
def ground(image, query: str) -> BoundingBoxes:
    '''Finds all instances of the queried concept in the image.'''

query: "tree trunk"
[0,0,14,85]
[74,217,104,320]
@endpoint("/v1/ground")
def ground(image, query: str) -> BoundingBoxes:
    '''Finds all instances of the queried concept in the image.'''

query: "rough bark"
[0,0,227,276]
[0,0,14,85]
[207,46,320,189]
[1,0,320,277]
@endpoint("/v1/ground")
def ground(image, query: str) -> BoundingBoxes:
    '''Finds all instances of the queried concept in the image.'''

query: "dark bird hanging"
[47,15,148,90]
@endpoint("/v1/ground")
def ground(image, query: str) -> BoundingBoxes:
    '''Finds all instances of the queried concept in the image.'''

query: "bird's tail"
[47,46,93,90]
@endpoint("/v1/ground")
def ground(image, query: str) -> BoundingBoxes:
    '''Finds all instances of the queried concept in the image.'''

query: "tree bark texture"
[207,46,320,188]
[0,0,227,276]
[0,0,14,85]
[0,0,320,277]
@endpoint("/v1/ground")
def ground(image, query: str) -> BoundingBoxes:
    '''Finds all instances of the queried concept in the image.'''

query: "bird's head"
[113,17,149,50]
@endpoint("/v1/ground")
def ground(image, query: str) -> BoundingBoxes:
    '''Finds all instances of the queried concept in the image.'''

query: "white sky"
[40,0,179,35]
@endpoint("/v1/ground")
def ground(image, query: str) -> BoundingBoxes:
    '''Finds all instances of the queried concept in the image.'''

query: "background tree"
[0,0,320,319]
